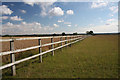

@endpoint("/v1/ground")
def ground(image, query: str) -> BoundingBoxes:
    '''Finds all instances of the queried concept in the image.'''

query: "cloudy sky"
[0,1,119,35]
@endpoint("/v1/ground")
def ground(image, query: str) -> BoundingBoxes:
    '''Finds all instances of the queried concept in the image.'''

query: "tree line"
[1,31,94,37]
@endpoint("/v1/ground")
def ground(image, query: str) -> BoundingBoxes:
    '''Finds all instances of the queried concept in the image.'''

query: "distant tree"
[3,35,10,37]
[86,30,94,35]
[86,31,90,35]
[89,31,93,35]
[73,32,78,35]
[53,33,56,36]
[62,32,65,36]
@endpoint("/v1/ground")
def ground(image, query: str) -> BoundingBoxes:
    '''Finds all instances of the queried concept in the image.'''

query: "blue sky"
[0,1,118,35]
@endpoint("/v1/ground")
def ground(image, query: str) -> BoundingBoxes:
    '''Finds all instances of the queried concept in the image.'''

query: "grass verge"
[2,35,118,78]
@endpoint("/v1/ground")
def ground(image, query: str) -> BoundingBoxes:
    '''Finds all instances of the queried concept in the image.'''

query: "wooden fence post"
[65,37,67,44]
[77,35,78,40]
[79,36,80,39]
[70,37,71,47]
[60,37,62,46]
[10,39,16,76]
[51,37,54,56]
[60,37,62,51]
[65,37,67,47]
[78,35,79,39]
[38,39,42,63]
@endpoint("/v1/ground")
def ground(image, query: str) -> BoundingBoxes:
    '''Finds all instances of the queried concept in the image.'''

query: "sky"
[0,1,119,35]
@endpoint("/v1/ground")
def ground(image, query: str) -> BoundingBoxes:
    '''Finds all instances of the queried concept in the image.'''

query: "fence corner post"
[38,39,42,63]
[10,39,16,76]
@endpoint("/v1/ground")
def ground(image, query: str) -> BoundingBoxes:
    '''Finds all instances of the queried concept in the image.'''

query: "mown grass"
[2,35,118,78]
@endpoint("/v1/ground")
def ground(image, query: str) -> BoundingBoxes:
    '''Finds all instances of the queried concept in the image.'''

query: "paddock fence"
[0,35,88,76]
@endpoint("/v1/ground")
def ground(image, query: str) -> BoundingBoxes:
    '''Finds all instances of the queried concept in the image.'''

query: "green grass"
[2,35,118,78]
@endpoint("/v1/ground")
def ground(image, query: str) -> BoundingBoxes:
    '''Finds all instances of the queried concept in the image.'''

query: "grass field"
[1,36,73,63]
[2,35,118,78]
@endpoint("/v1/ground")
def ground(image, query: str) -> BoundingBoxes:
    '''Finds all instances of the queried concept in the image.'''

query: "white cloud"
[106,18,117,27]
[66,10,74,15]
[58,20,64,23]
[109,14,114,17]
[40,2,56,17]
[98,17,104,23]
[0,5,13,15]
[20,10,26,13]
[22,0,57,17]
[25,1,57,17]
[109,6,118,13]
[89,24,94,26]
[21,22,26,25]
[107,18,115,22]
[40,11,47,17]
[22,0,37,6]
[91,2,108,8]
[26,2,35,6]
[49,7,64,16]
[6,22,13,26]
[10,4,14,6]
[40,0,57,16]
[22,22,41,27]
[67,25,71,27]
[23,0,67,17]
[75,24,78,27]
[34,22,41,26]
[80,25,118,33]
[2,22,55,35]
[74,19,118,33]
[64,22,71,24]
[2,16,9,20]
[53,24,59,28]
[23,0,57,6]
[10,16,23,21]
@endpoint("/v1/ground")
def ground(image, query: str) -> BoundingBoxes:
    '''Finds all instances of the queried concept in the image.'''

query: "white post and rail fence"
[0,35,88,76]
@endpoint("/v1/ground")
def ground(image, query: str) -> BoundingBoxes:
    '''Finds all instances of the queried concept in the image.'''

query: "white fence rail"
[0,35,87,76]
